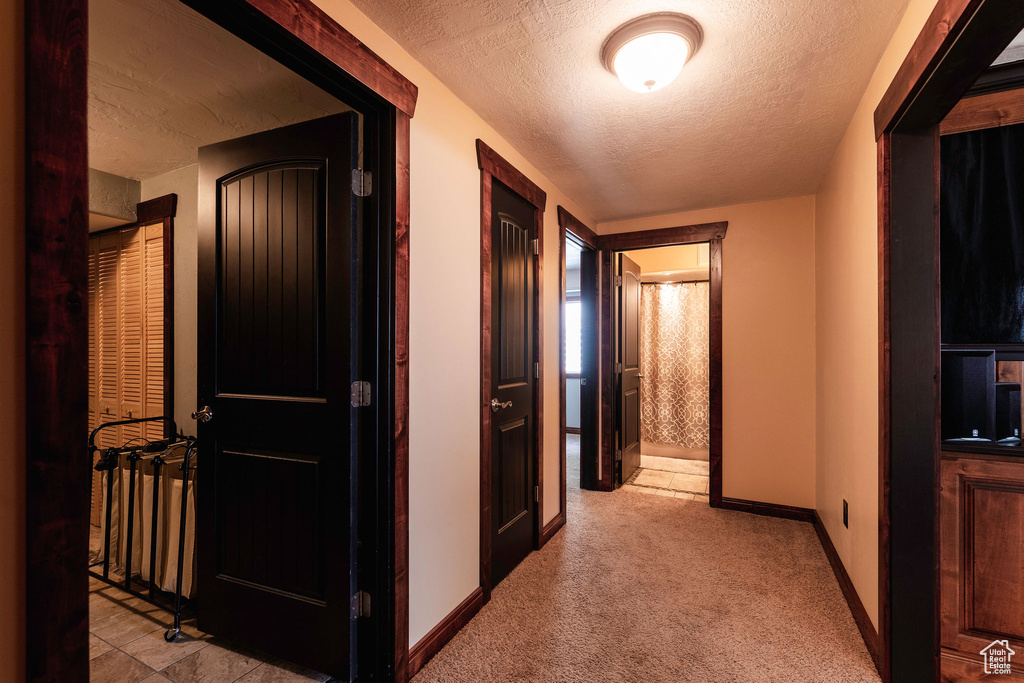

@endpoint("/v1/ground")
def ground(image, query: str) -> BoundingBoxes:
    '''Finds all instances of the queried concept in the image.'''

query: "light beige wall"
[0,0,25,678]
[600,196,817,508]
[312,0,594,645]
[621,243,708,274]
[814,0,941,629]
[141,165,199,435]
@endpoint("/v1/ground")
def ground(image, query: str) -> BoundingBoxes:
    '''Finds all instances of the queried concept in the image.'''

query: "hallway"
[413,437,878,682]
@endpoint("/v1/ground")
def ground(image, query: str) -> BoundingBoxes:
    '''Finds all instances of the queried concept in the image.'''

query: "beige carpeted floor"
[413,436,879,682]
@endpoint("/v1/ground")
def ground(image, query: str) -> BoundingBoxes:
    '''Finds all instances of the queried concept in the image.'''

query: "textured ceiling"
[348,0,909,221]
[89,0,348,181]
[995,29,1024,66]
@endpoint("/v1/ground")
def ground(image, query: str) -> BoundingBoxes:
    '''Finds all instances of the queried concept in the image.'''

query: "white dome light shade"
[601,13,703,94]
[612,33,689,92]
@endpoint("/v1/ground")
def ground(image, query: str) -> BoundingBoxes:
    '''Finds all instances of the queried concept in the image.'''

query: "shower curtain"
[640,282,710,449]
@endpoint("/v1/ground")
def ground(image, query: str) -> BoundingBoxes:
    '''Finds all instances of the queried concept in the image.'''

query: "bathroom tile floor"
[623,453,710,500]
[88,577,332,682]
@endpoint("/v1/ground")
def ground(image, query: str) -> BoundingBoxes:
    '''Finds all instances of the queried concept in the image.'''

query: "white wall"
[599,196,818,508]
[566,378,580,430]
[311,0,595,644]
[141,165,199,436]
[814,0,942,628]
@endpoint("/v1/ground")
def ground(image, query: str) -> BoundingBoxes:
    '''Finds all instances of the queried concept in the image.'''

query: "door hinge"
[534,362,540,379]
[615,275,622,287]
[615,450,623,462]
[350,381,372,407]
[353,590,371,618]
[534,485,540,503]
[615,362,623,374]
[532,238,539,255]
[352,168,372,197]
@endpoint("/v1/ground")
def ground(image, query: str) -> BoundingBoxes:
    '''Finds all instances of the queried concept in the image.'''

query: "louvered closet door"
[96,233,121,448]
[89,240,102,526]
[119,228,145,444]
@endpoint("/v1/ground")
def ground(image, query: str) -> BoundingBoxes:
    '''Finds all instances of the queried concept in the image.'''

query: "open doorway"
[614,244,711,501]
[25,0,416,679]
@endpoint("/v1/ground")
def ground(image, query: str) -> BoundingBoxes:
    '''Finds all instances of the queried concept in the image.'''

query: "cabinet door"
[941,456,1024,678]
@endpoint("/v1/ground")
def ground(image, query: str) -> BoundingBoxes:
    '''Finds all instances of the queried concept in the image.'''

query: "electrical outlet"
[843,499,849,528]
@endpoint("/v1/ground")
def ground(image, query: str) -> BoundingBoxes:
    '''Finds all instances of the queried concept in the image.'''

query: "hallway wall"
[311,0,595,645]
[814,0,942,630]
[0,0,25,678]
[599,196,817,509]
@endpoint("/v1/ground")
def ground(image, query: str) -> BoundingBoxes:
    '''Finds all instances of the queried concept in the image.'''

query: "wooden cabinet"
[941,454,1024,680]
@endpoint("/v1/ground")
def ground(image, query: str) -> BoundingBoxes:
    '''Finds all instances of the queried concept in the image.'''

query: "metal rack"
[88,416,197,642]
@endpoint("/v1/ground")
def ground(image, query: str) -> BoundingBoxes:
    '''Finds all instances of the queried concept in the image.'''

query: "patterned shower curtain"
[640,282,710,449]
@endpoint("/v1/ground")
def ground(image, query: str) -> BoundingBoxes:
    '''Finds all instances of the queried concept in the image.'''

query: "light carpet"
[413,435,878,682]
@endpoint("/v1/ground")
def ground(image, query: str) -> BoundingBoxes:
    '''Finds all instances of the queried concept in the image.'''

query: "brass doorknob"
[490,398,513,413]
[192,406,214,423]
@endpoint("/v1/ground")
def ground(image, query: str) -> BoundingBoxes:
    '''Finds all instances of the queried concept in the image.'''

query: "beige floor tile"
[121,628,211,671]
[674,492,696,500]
[633,469,674,488]
[236,659,332,682]
[640,455,709,476]
[90,649,156,683]
[668,473,709,494]
[693,493,709,502]
[90,608,167,648]
[89,633,114,660]
[622,484,673,497]
[161,641,263,683]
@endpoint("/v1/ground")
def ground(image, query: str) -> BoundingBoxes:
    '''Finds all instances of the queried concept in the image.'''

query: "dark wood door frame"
[24,1,417,680]
[555,207,599,518]
[477,139,547,601]
[596,222,727,502]
[874,1,1024,681]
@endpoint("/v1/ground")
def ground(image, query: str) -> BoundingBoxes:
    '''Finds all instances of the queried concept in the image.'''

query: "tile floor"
[622,452,710,501]
[88,577,331,682]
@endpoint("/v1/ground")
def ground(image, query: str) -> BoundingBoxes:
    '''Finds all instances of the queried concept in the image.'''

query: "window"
[565,300,581,374]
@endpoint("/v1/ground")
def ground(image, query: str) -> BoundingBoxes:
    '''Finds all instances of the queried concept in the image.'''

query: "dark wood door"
[490,182,537,587]
[579,248,599,489]
[196,113,358,677]
[618,253,642,484]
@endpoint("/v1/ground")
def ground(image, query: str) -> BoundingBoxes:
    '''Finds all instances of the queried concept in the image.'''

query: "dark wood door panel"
[198,113,357,676]
[941,455,1024,674]
[489,181,536,588]
[618,253,642,484]
[218,163,325,399]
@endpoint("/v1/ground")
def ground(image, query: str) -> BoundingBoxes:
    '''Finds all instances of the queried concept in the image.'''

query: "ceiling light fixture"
[601,13,703,93]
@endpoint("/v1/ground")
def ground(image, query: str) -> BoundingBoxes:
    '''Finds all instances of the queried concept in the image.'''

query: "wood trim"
[477,147,545,601]
[476,140,547,211]
[394,110,411,683]
[564,427,581,435]
[876,133,892,683]
[716,498,813,522]
[812,511,881,672]
[708,238,723,507]
[557,206,598,249]
[874,0,980,138]
[539,511,565,547]
[940,87,1024,135]
[136,193,177,225]
[597,221,727,251]
[874,0,1024,138]
[407,588,484,678]
[25,0,90,679]
[237,0,418,116]
[597,223,725,502]
[558,208,567,530]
